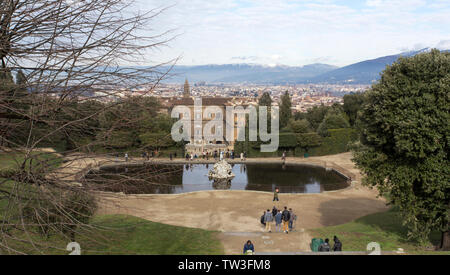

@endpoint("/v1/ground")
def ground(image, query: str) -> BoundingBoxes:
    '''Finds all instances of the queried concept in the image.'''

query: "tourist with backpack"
[275,210,282,232]
[264,209,273,232]
[281,207,290,234]
[272,206,278,218]
[260,212,266,226]
[318,238,331,252]
[333,236,342,251]
[288,208,296,231]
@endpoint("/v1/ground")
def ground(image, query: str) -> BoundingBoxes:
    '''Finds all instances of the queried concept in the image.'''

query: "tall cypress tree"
[279,90,292,129]
[258,92,272,106]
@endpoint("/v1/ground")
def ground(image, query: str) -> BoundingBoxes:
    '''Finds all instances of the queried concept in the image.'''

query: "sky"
[136,0,450,67]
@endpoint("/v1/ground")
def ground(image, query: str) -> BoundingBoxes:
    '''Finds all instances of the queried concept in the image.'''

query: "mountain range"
[162,48,446,85]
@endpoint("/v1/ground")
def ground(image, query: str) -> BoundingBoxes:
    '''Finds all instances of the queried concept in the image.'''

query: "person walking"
[264,209,273,233]
[288,208,296,231]
[275,210,282,232]
[318,238,331,252]
[240,152,244,161]
[124,152,128,162]
[169,153,173,161]
[282,151,286,161]
[243,240,255,255]
[332,236,342,252]
[273,188,279,202]
[281,207,290,234]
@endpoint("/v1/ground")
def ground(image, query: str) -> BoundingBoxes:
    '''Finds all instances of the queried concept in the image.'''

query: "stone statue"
[208,160,235,181]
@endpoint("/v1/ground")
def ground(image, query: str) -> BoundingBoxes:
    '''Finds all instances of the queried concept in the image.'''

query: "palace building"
[167,79,245,154]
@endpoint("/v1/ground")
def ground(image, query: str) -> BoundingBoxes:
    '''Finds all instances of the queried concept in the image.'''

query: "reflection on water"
[85,163,349,194]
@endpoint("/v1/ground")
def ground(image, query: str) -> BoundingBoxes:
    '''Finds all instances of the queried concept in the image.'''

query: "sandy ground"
[75,153,389,254]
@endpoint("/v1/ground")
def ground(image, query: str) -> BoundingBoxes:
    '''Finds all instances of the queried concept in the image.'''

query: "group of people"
[261,206,297,233]
[185,150,247,161]
[243,236,343,255]
[318,236,342,252]
[118,149,250,162]
[118,150,173,162]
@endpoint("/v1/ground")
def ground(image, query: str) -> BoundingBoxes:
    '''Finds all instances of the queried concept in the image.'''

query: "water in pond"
[85,163,350,194]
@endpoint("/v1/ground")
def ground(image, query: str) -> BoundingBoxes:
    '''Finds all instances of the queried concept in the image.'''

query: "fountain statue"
[208,160,235,183]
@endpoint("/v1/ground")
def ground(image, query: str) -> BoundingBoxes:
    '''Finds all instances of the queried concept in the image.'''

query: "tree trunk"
[441,231,450,251]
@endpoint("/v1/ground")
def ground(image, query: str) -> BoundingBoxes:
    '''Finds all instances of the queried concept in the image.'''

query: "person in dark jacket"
[318,238,331,252]
[243,240,255,255]
[281,207,290,234]
[260,212,266,226]
[272,206,278,218]
[333,236,342,251]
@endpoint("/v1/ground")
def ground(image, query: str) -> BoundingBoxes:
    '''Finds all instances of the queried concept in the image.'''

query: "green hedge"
[235,128,358,157]
[303,128,358,156]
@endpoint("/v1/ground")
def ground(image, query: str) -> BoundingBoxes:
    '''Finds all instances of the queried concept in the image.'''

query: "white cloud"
[140,0,450,66]
[436,40,450,50]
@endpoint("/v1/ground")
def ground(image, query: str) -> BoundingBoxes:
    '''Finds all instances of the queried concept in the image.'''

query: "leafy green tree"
[279,91,292,129]
[317,111,350,137]
[289,119,311,133]
[296,132,322,152]
[343,92,366,127]
[98,96,161,149]
[303,104,329,130]
[353,49,450,249]
[258,92,272,106]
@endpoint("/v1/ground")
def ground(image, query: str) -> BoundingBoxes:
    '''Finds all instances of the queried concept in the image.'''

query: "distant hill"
[162,63,338,84]
[309,48,436,84]
[159,48,448,85]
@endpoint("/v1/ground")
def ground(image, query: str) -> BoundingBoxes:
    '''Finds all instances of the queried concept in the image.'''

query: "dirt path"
[218,230,312,255]
[96,183,387,231]
[56,152,388,253]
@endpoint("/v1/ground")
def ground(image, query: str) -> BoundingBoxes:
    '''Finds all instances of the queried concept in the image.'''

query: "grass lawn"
[0,214,224,255]
[80,215,224,255]
[1,150,221,255]
[0,151,62,173]
[1,150,222,255]
[309,208,449,255]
